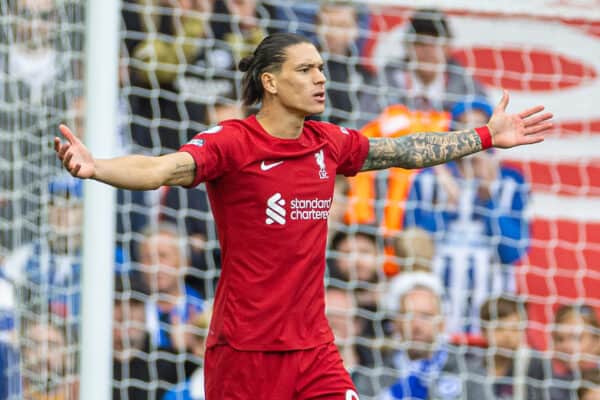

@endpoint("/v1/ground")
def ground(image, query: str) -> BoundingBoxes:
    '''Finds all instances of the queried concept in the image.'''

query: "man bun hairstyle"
[239,32,312,106]
[238,55,254,72]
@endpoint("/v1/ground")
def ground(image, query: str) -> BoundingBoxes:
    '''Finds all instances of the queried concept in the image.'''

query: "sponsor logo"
[265,193,286,225]
[314,149,329,179]
[265,193,332,225]
[260,160,284,171]
[340,126,349,135]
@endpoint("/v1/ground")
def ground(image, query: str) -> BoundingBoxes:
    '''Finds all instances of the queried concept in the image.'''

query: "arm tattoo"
[360,129,483,171]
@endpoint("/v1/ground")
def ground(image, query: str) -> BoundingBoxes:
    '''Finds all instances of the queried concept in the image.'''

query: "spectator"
[578,369,600,400]
[393,227,435,273]
[0,265,15,343]
[328,229,388,370]
[113,274,182,400]
[162,308,212,400]
[138,221,204,349]
[347,105,451,276]
[360,8,487,121]
[403,97,530,334]
[326,286,360,370]
[0,339,20,399]
[124,0,240,152]
[3,174,83,319]
[379,272,487,399]
[326,286,381,399]
[0,0,75,254]
[210,0,268,62]
[160,185,219,299]
[21,319,78,400]
[551,304,600,400]
[314,1,374,127]
[475,295,549,399]
[328,229,384,310]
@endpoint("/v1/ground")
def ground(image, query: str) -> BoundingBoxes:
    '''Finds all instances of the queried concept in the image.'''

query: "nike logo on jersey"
[260,161,284,171]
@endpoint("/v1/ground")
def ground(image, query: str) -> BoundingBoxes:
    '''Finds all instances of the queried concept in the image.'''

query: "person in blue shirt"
[137,221,204,350]
[161,309,211,400]
[0,340,20,399]
[403,98,530,334]
[378,272,487,400]
[3,174,83,319]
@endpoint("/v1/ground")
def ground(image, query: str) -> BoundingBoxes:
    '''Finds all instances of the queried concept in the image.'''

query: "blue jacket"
[403,162,530,265]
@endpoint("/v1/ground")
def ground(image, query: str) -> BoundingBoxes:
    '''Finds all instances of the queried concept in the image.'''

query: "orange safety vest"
[346,105,451,276]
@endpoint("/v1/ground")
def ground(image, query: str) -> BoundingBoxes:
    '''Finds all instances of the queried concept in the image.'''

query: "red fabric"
[204,342,357,400]
[179,116,370,351]
[475,125,493,149]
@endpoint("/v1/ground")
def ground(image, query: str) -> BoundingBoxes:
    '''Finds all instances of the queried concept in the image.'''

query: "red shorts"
[204,341,360,400]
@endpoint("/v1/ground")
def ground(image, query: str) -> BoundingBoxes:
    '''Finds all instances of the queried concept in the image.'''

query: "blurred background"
[0,0,599,399]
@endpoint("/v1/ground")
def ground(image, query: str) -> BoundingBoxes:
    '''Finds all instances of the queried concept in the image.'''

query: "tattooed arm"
[361,91,554,172]
[361,129,482,171]
[55,124,196,189]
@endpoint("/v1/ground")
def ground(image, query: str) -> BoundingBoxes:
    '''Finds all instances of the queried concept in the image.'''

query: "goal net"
[1,0,599,399]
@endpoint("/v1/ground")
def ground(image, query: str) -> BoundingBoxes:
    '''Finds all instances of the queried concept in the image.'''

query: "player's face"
[270,42,327,116]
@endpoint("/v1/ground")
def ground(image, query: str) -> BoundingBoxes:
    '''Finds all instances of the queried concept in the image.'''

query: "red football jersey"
[179,115,369,351]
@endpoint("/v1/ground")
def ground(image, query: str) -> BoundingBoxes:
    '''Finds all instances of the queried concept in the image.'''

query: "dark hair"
[238,33,312,106]
[330,228,378,252]
[480,295,524,325]
[407,8,452,39]
[554,303,599,328]
[578,368,600,399]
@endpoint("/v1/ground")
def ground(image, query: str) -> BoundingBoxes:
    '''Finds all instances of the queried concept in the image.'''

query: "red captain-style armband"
[475,125,493,150]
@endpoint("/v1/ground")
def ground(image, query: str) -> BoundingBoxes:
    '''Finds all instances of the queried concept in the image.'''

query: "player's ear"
[261,72,277,95]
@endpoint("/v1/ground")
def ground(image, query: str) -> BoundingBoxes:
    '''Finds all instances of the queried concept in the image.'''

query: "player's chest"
[237,147,336,195]
[220,147,337,225]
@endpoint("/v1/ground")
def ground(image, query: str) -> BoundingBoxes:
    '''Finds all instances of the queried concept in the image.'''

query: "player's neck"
[256,102,305,139]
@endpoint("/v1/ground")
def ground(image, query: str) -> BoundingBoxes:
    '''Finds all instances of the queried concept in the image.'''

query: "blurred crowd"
[0,1,599,399]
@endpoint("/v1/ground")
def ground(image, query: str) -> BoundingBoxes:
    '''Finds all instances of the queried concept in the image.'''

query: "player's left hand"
[488,90,554,148]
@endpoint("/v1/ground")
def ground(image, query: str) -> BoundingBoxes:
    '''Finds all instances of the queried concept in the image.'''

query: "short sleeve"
[335,127,370,177]
[178,123,240,187]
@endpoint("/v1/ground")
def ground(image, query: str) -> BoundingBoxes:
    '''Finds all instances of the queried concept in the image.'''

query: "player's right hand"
[55,124,95,179]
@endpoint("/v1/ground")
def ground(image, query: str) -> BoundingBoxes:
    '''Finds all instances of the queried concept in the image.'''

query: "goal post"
[79,0,121,399]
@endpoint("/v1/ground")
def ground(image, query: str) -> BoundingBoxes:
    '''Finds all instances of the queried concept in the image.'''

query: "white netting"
[1,1,599,399]
[1,0,85,398]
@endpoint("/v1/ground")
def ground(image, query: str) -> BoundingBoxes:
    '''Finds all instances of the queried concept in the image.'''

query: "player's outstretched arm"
[54,124,196,189]
[360,91,553,171]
